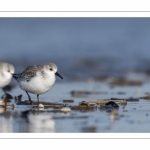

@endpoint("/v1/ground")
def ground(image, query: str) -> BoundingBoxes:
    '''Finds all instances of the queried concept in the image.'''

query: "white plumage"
[0,62,15,93]
[13,62,63,106]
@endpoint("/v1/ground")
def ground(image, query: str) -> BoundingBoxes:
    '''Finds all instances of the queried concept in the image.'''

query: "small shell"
[38,103,44,108]
[0,99,7,106]
[61,107,71,112]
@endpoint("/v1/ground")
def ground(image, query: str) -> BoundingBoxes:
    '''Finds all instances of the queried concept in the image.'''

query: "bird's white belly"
[0,74,11,88]
[20,76,55,95]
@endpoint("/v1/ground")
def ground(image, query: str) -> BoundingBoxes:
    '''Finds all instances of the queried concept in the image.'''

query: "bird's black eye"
[50,68,53,71]
[8,70,10,72]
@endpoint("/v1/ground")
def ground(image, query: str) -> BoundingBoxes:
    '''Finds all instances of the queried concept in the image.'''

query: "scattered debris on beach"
[71,90,108,96]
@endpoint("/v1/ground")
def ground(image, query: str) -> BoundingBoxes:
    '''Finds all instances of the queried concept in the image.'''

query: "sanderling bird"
[13,62,63,106]
[0,62,15,94]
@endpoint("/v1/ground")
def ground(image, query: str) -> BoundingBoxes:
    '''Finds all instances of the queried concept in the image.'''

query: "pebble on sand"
[61,107,71,112]
[38,103,44,108]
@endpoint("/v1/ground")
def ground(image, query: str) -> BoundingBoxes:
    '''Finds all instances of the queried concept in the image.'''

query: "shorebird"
[0,61,15,94]
[13,62,63,106]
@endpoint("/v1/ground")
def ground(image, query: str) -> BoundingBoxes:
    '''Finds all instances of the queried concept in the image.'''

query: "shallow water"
[1,81,150,133]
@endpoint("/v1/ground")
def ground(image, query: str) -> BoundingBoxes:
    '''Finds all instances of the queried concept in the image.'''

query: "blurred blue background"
[0,18,150,80]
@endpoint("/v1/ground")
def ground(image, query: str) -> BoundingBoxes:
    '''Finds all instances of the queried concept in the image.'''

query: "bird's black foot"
[28,99,33,105]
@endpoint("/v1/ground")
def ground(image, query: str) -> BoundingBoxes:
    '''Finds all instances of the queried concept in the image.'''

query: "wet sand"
[1,80,150,133]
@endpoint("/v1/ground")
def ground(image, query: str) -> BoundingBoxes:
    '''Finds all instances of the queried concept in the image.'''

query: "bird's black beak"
[55,72,63,79]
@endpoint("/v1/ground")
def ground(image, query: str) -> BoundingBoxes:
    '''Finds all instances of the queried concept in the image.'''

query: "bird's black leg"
[26,91,33,104]
[37,95,39,106]
[2,88,7,94]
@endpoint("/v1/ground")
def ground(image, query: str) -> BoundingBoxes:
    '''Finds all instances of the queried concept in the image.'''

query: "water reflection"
[0,110,13,132]
[0,81,150,133]
[28,114,55,133]
[109,109,119,124]
[0,108,6,114]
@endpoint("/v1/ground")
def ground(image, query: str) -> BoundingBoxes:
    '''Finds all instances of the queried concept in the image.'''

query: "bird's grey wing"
[20,65,41,82]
